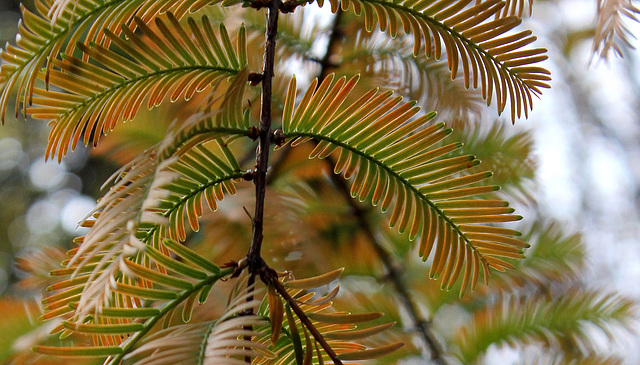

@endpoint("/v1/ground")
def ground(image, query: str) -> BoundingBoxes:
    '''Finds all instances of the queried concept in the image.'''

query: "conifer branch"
[325,157,448,365]
[266,9,344,184]
[245,2,280,362]
[269,275,344,364]
[267,8,448,362]
[248,0,280,271]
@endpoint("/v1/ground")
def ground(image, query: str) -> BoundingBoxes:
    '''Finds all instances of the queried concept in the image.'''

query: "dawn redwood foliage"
[0,0,637,364]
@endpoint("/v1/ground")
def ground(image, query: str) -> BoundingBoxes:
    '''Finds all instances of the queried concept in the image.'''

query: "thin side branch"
[317,9,344,83]
[269,276,344,365]
[325,157,448,365]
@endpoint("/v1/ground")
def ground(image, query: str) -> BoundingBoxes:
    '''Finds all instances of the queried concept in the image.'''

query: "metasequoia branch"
[248,0,279,279]
[326,158,448,365]
[304,9,446,363]
[270,276,344,365]
[244,2,279,362]
[265,6,445,362]
[264,8,448,363]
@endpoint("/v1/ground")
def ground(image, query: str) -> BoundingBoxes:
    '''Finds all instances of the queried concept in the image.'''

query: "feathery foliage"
[324,0,551,121]
[33,13,247,161]
[254,269,402,363]
[340,32,485,119]
[0,0,637,364]
[282,74,527,295]
[121,285,268,365]
[0,0,243,124]
[593,0,640,59]
[449,120,536,204]
[40,136,245,325]
[457,291,636,363]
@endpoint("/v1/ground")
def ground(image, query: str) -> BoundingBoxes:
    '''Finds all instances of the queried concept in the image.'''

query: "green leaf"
[62,322,144,334]
[286,303,305,365]
[124,259,194,290]
[33,346,123,357]
[145,246,208,280]
[92,307,161,318]
[163,238,221,274]
[115,283,179,301]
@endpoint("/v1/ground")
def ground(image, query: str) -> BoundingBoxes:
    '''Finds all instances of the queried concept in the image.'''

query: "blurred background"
[1,0,639,363]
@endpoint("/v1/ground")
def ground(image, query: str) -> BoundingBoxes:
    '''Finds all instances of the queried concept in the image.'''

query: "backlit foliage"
[0,0,636,364]
[593,0,640,59]
[282,74,527,296]
[323,0,551,121]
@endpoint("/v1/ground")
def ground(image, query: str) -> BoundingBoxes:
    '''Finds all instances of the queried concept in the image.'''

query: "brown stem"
[325,156,448,365]
[265,144,291,185]
[247,0,280,271]
[244,2,280,362]
[317,9,343,83]
[270,277,344,365]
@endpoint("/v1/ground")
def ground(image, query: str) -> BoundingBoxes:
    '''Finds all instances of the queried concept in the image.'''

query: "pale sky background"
[492,1,640,363]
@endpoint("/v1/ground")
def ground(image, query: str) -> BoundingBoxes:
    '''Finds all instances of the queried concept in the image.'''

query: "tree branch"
[317,9,344,83]
[260,10,447,365]
[248,0,280,270]
[244,2,280,362]
[269,276,344,365]
[325,156,448,365]
[263,9,447,363]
